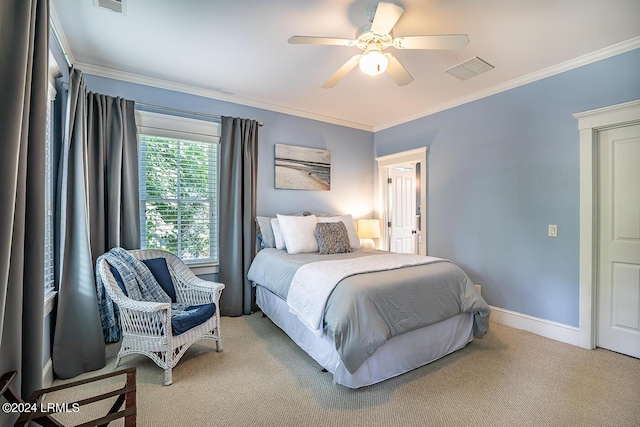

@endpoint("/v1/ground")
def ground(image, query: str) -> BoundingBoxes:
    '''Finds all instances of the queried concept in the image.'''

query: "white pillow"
[276,214,318,254]
[317,214,361,249]
[271,219,287,250]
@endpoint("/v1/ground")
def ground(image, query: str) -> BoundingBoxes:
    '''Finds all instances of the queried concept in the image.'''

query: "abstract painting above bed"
[274,144,331,191]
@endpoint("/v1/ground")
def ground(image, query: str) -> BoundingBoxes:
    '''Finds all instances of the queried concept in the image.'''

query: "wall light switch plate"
[548,224,558,237]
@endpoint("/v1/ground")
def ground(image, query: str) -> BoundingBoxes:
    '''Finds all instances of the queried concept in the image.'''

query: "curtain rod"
[50,18,72,69]
[135,102,264,126]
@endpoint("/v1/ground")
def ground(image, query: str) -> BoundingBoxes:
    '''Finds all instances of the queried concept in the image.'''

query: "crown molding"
[49,2,372,131]
[374,37,640,132]
[73,61,374,132]
[50,4,638,136]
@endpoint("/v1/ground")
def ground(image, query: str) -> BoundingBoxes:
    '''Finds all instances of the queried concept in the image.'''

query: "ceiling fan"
[288,2,469,88]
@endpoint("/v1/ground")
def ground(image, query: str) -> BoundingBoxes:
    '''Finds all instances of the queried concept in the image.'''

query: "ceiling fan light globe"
[359,49,388,76]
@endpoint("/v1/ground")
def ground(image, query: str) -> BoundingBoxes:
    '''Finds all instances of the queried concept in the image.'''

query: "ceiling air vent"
[446,57,494,80]
[94,0,126,14]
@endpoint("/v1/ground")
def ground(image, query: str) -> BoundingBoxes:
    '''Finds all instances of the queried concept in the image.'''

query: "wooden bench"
[1,367,136,426]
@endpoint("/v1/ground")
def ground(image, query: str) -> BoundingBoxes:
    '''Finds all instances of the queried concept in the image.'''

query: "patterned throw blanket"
[96,248,173,342]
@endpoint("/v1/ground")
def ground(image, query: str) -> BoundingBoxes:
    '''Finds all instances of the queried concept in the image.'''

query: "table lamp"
[357,219,380,249]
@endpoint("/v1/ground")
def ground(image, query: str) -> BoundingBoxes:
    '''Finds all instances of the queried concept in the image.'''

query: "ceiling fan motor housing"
[356,23,394,51]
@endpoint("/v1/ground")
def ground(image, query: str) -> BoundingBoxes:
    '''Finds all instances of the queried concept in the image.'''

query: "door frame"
[375,147,428,255]
[574,99,640,350]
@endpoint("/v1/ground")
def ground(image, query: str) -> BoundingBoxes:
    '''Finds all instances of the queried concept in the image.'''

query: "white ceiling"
[51,0,640,131]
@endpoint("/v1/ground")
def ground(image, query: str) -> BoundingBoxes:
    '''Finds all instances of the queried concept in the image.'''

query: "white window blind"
[137,112,220,264]
[44,89,55,294]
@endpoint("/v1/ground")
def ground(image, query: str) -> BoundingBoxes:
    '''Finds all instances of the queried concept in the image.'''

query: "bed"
[248,214,490,388]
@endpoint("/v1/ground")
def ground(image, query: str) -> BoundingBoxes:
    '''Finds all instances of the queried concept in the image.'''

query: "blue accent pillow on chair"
[109,266,129,296]
[171,304,217,336]
[142,258,177,302]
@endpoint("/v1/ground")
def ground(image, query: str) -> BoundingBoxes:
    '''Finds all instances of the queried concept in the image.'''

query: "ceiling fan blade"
[385,54,413,86]
[393,34,469,50]
[322,55,361,89]
[288,36,356,46]
[370,2,405,35]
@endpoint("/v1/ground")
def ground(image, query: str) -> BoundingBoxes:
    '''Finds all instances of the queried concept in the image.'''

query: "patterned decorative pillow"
[317,214,361,249]
[314,221,352,254]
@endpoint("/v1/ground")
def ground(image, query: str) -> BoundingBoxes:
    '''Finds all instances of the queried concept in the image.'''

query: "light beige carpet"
[46,314,640,427]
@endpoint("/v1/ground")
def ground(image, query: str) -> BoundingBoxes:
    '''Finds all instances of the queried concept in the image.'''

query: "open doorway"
[376,147,428,255]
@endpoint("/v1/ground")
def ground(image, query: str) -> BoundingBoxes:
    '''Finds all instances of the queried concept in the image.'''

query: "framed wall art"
[275,144,331,191]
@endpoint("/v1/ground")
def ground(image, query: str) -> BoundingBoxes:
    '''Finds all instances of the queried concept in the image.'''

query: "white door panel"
[597,124,640,358]
[390,166,416,254]
[611,263,640,329]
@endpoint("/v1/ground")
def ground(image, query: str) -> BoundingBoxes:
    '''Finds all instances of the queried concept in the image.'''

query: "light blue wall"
[50,33,639,331]
[374,49,640,326]
[83,76,376,218]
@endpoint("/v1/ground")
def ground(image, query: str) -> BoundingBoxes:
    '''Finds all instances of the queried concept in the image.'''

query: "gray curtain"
[0,0,48,407]
[86,92,140,257]
[52,71,139,379]
[218,117,259,316]
[53,69,106,379]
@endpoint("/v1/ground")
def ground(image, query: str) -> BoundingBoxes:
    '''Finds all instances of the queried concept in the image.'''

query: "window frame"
[45,51,61,313]
[136,110,221,275]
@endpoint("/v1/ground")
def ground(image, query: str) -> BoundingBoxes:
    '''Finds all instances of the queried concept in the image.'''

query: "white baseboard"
[489,306,580,347]
[42,358,53,388]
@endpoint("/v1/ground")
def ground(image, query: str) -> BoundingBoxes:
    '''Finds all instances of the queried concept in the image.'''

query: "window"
[136,111,220,266]
[45,52,60,297]
[44,88,55,294]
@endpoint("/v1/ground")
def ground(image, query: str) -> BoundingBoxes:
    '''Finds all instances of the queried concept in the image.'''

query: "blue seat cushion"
[171,303,217,336]
[109,266,128,296]
[142,257,177,302]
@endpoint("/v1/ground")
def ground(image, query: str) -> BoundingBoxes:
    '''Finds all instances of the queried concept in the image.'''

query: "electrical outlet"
[548,224,558,237]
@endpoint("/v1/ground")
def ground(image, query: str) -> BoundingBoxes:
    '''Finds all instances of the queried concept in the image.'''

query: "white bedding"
[287,254,448,336]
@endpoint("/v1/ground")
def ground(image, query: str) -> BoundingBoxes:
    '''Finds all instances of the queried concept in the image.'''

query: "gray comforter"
[247,248,490,374]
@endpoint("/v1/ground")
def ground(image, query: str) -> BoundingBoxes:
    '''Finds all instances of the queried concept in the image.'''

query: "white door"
[390,166,417,254]
[597,123,640,358]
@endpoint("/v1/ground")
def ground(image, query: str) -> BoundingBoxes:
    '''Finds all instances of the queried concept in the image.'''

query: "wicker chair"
[96,249,224,385]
